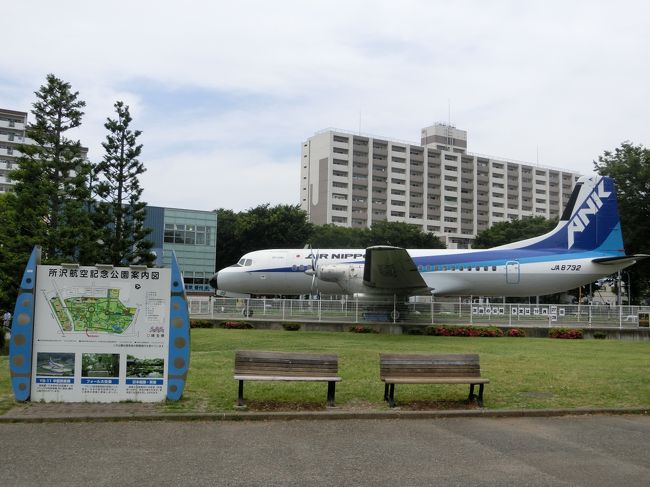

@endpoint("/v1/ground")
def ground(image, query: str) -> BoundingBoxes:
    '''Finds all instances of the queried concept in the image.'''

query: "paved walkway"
[2,415,650,486]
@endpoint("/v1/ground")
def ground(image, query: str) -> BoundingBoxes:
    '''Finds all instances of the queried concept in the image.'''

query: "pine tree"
[94,101,153,266]
[10,74,98,264]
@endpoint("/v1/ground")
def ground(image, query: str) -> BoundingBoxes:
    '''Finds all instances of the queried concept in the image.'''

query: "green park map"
[49,288,137,334]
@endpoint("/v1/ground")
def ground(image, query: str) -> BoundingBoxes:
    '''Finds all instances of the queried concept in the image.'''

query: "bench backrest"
[380,353,482,379]
[235,350,339,377]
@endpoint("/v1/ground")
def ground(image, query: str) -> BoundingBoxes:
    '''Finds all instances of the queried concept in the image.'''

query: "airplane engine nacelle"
[317,263,366,294]
[317,264,350,283]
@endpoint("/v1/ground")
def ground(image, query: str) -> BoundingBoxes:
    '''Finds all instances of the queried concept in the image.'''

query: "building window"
[164,224,211,246]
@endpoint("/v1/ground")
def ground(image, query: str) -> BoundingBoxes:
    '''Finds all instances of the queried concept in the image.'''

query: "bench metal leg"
[384,383,389,402]
[477,383,485,407]
[468,383,476,403]
[237,380,245,407]
[387,384,396,408]
[327,381,336,407]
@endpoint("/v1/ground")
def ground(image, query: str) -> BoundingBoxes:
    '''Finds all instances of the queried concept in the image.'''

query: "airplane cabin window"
[483,266,487,271]
[492,266,497,271]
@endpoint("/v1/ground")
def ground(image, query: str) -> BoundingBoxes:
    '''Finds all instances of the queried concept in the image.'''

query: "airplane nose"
[209,272,218,289]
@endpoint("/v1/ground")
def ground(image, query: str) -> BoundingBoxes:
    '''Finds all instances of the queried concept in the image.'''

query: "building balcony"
[0,147,21,158]
[0,120,26,131]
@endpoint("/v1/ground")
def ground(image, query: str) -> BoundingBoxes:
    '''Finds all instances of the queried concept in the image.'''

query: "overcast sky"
[2,1,648,211]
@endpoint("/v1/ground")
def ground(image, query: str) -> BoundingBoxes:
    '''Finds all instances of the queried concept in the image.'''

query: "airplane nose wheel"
[242,307,254,317]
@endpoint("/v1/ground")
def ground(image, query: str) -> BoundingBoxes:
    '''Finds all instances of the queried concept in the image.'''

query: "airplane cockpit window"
[238,259,245,265]
[244,259,253,266]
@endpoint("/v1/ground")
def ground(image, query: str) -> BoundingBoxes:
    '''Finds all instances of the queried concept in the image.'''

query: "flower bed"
[425,325,504,337]
[548,327,583,339]
[222,321,254,330]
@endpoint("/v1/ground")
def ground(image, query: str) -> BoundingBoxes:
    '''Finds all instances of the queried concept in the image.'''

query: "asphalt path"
[1,415,649,486]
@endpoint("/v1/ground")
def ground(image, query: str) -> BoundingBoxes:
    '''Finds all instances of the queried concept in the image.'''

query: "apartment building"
[0,107,91,193]
[300,123,581,248]
[0,108,28,193]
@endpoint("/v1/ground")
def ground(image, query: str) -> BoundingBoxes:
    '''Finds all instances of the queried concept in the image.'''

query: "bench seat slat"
[234,375,341,382]
[235,369,338,377]
[237,351,337,362]
[382,377,490,384]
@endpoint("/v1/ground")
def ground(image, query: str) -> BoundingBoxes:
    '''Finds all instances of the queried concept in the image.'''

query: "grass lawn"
[1,329,649,413]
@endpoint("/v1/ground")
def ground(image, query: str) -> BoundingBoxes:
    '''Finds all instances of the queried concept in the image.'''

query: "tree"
[94,101,153,266]
[311,224,368,248]
[594,142,650,303]
[214,204,313,271]
[10,74,97,264]
[215,209,240,270]
[0,193,23,309]
[364,221,445,249]
[471,216,558,249]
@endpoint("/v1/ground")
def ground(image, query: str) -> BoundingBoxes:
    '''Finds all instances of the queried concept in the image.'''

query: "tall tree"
[471,216,558,249]
[94,101,153,266]
[594,142,650,302]
[364,221,445,249]
[10,74,97,264]
[0,193,23,309]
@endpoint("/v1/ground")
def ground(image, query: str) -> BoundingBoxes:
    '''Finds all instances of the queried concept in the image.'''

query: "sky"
[2,0,649,212]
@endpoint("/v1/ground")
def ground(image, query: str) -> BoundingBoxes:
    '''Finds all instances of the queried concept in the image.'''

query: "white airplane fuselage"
[214,248,629,297]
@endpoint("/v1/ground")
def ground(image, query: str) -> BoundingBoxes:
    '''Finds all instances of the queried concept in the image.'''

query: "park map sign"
[9,247,191,403]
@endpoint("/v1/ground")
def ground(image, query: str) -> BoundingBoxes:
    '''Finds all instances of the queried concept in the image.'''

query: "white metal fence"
[188,296,650,329]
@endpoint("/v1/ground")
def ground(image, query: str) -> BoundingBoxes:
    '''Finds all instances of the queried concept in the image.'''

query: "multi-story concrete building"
[300,123,581,248]
[0,108,28,193]
[0,107,91,193]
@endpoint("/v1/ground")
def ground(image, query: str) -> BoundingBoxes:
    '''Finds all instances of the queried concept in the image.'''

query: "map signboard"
[30,265,171,402]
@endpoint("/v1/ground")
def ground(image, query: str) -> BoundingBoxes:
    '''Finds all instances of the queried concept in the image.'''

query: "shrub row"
[190,319,214,328]
[349,325,379,334]
[548,327,583,339]
[222,321,254,330]
[425,325,509,337]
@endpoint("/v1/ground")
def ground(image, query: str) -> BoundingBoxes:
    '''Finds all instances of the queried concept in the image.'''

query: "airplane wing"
[362,246,428,291]
[592,254,650,265]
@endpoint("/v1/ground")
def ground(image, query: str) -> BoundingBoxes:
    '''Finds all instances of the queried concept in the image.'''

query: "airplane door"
[506,261,520,284]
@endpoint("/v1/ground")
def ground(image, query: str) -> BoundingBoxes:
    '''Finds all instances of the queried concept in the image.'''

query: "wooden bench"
[380,353,489,407]
[234,350,341,407]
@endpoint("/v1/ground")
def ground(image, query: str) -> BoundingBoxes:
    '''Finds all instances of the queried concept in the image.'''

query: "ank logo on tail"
[567,179,612,249]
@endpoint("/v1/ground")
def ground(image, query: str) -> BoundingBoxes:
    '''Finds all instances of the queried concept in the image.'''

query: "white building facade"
[0,108,28,193]
[300,123,581,248]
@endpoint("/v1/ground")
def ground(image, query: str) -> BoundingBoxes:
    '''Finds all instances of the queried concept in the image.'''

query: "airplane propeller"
[305,245,320,297]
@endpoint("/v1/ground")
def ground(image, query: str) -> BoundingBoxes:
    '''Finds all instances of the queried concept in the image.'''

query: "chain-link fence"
[188,296,650,329]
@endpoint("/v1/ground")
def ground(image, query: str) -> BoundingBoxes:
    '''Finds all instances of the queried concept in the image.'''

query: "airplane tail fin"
[496,175,625,254]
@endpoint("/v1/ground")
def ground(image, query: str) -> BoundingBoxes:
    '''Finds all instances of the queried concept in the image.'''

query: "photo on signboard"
[81,353,120,378]
[126,355,164,378]
[36,352,75,377]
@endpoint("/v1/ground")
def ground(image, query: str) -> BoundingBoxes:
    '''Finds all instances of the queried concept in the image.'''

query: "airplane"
[210,175,647,300]
[41,357,74,375]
